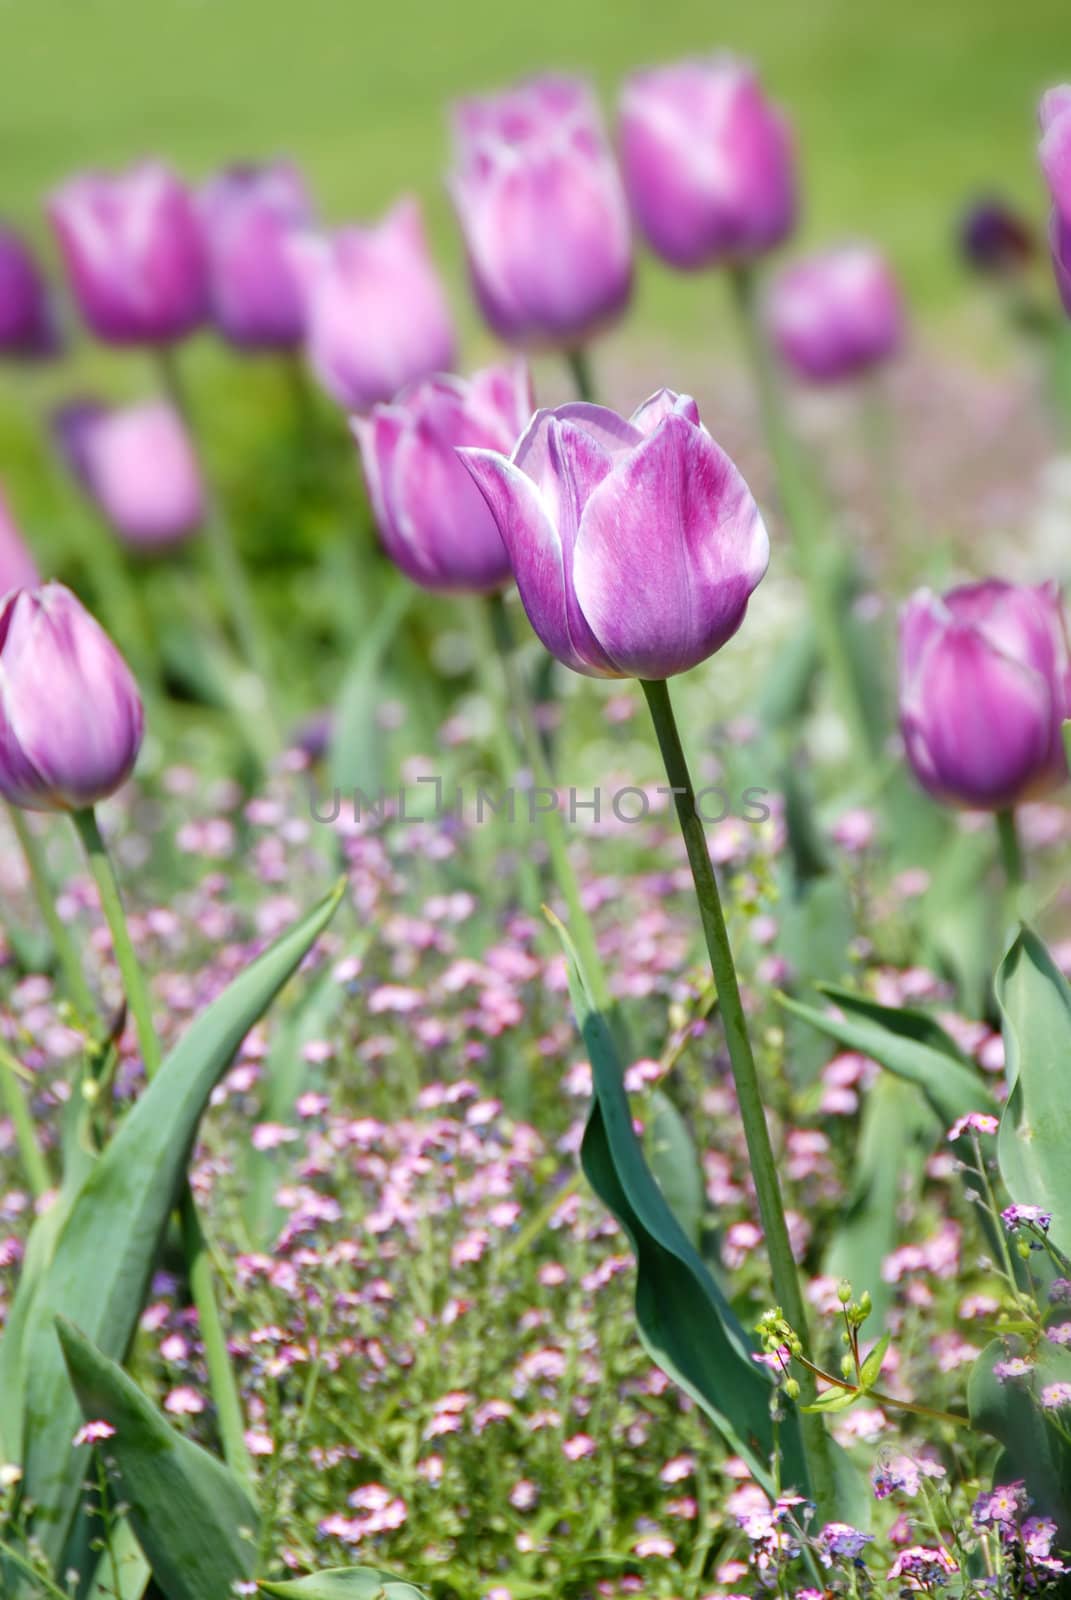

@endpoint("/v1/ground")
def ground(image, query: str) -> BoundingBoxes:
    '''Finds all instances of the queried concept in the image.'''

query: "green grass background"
[2,0,1068,343]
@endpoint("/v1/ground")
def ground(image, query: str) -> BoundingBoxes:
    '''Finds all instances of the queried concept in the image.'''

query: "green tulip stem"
[8,805,97,1018]
[156,349,281,748]
[996,807,1025,898]
[486,591,612,1014]
[640,676,838,1517]
[0,1040,52,1200]
[729,265,875,760]
[71,805,253,1486]
[566,347,597,404]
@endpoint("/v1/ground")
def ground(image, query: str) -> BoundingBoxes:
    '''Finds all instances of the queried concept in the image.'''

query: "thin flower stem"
[486,591,612,1013]
[156,349,281,749]
[640,676,838,1517]
[566,347,597,404]
[0,1042,52,1199]
[729,264,875,759]
[70,805,253,1486]
[72,808,160,1076]
[792,1351,970,1427]
[8,806,97,1018]
[0,1538,73,1600]
[996,807,1024,894]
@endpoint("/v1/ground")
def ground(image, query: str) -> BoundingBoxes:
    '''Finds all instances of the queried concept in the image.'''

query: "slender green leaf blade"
[859,1333,891,1390]
[550,914,806,1497]
[57,1320,257,1600]
[13,884,343,1568]
[995,927,1071,1255]
[259,1569,426,1599]
[644,1089,705,1251]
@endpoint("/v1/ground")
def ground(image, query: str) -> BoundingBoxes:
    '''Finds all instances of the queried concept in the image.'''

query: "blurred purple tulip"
[0,225,60,358]
[1053,212,1071,316]
[768,246,904,383]
[55,399,204,549]
[0,583,144,811]
[449,75,632,347]
[49,162,208,345]
[619,57,796,271]
[198,163,312,350]
[0,485,39,594]
[460,389,769,679]
[900,580,1071,811]
[958,198,1035,277]
[354,362,530,593]
[290,198,455,411]
[1040,86,1071,223]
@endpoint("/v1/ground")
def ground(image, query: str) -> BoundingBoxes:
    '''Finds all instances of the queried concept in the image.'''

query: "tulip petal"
[1040,96,1071,221]
[901,624,1054,811]
[629,389,701,435]
[572,413,769,678]
[459,448,615,675]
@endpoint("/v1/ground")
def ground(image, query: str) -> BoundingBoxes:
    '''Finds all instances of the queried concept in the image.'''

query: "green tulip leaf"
[778,984,997,1129]
[549,911,806,1499]
[9,882,343,1571]
[995,926,1071,1256]
[57,1319,258,1600]
[259,1569,427,1599]
[644,1089,706,1252]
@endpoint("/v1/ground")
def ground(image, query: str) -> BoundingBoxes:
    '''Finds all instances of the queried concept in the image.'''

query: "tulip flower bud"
[899,580,1071,812]
[0,584,143,811]
[619,57,796,271]
[290,198,455,411]
[958,198,1035,277]
[0,485,40,596]
[353,362,530,593]
[0,224,60,359]
[460,389,769,679]
[198,162,312,350]
[768,246,904,383]
[449,75,633,347]
[55,400,204,550]
[48,162,208,345]
[1040,87,1071,224]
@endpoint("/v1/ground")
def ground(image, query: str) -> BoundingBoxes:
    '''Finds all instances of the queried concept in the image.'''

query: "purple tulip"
[0,583,144,812]
[48,162,208,345]
[0,485,40,594]
[1053,211,1071,317]
[958,198,1035,277]
[55,399,204,549]
[900,580,1071,811]
[768,246,904,383]
[449,75,633,347]
[0,225,59,358]
[198,163,312,349]
[459,389,769,679]
[353,362,531,593]
[619,57,796,271]
[290,198,455,411]
[1040,86,1071,223]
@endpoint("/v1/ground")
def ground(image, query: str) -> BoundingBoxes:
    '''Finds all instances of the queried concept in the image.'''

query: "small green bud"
[837,1280,852,1305]
[859,1290,872,1316]
[840,1353,856,1380]
[1018,1239,1032,1259]
[783,1378,801,1400]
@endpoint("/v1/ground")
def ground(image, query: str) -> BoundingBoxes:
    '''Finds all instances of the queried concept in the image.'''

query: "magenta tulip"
[900,581,1071,811]
[0,584,144,811]
[55,400,203,549]
[449,75,632,346]
[0,225,59,358]
[353,362,530,593]
[290,198,455,411]
[459,389,769,679]
[198,163,312,349]
[1052,212,1071,317]
[0,485,39,594]
[48,162,207,345]
[768,246,904,383]
[1040,87,1071,222]
[619,57,796,271]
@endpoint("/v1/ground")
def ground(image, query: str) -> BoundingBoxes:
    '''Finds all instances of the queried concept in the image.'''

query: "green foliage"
[259,1569,427,1599]
[57,1319,259,1600]
[995,926,1071,1256]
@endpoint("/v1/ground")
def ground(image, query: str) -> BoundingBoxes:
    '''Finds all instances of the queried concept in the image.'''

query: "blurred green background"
[3,0,1067,347]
